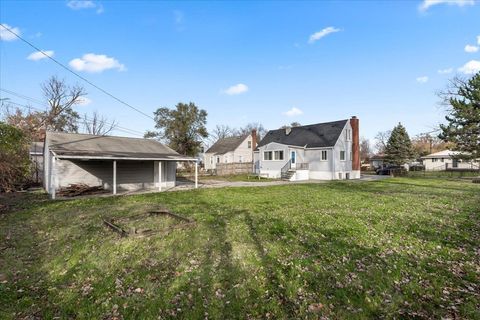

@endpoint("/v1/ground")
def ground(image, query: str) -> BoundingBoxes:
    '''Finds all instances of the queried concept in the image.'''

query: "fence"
[215,162,253,176]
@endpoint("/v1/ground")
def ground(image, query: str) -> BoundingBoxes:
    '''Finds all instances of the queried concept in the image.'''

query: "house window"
[321,150,328,161]
[264,151,273,160]
[248,141,252,148]
[432,158,437,162]
[340,151,346,161]
[239,156,243,162]
[440,158,444,162]
[216,156,220,163]
[338,172,343,179]
[274,150,284,160]
[346,172,350,180]
[224,156,228,163]
[345,129,351,141]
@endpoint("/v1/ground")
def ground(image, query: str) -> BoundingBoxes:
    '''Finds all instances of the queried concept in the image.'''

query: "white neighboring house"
[254,117,361,180]
[421,150,479,171]
[204,132,255,171]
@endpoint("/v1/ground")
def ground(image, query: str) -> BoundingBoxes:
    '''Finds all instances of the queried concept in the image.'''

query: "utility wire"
[0,23,155,121]
[0,87,147,136]
[1,99,146,137]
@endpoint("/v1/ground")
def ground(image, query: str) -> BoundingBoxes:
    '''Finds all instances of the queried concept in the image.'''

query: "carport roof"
[46,132,195,161]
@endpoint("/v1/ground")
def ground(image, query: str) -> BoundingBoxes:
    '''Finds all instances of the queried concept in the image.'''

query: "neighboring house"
[370,154,385,170]
[44,132,195,199]
[204,131,256,171]
[254,117,360,180]
[30,141,44,183]
[421,150,479,171]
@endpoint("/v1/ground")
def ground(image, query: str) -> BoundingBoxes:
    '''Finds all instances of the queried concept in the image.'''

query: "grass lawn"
[0,178,479,319]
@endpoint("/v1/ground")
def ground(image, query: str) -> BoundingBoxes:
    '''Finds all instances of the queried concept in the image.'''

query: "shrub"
[0,122,31,192]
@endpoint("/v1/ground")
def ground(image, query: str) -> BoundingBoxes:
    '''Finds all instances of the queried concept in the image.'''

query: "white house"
[421,150,478,171]
[44,132,196,198]
[254,117,361,180]
[204,131,256,171]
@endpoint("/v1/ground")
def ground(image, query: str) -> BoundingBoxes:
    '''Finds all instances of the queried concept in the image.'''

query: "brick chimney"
[350,116,360,172]
[251,129,257,150]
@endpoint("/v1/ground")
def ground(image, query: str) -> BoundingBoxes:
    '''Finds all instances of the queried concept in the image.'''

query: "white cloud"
[0,23,20,41]
[67,1,103,14]
[458,60,480,74]
[438,68,453,74]
[419,0,475,12]
[69,53,125,73]
[465,44,479,52]
[27,50,54,61]
[283,107,303,117]
[76,97,92,106]
[223,83,248,95]
[308,26,341,44]
[416,76,429,83]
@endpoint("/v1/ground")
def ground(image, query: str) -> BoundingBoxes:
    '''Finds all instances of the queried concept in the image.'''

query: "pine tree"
[439,73,480,160]
[384,123,413,165]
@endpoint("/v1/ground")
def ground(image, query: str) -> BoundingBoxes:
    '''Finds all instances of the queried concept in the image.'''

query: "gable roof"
[45,132,193,161]
[205,135,249,155]
[420,150,468,159]
[256,120,348,149]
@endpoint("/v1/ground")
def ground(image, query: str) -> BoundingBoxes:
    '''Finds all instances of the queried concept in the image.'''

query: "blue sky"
[1,0,479,145]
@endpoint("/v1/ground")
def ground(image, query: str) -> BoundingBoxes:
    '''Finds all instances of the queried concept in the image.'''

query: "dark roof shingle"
[205,135,248,155]
[257,120,347,149]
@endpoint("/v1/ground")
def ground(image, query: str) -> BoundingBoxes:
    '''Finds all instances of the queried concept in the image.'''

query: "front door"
[452,158,458,168]
[291,151,296,169]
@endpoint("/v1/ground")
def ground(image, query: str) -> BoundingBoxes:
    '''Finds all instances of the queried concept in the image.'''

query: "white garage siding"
[51,159,176,192]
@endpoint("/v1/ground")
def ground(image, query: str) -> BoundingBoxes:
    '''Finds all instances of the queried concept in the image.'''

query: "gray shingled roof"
[256,120,348,149]
[46,132,193,160]
[205,135,248,155]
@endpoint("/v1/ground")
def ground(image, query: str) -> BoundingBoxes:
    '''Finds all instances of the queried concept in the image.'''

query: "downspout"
[332,147,335,180]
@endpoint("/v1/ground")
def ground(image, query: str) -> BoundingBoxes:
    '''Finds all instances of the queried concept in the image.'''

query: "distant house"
[204,131,256,171]
[370,154,385,170]
[30,141,44,183]
[254,117,360,180]
[421,150,479,171]
[44,132,195,199]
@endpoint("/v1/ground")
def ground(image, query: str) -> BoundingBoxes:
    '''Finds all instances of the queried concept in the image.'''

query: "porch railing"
[280,159,291,176]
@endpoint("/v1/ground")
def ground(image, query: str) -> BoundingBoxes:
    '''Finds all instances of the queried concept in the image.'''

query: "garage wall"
[53,159,177,192]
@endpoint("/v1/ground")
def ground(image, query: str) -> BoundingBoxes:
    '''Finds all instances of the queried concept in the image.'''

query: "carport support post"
[158,161,162,192]
[113,160,117,195]
[195,160,198,189]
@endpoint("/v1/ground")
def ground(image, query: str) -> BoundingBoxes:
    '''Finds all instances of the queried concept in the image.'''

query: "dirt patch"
[104,208,195,238]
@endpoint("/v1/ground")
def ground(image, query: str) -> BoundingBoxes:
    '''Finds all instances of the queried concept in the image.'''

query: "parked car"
[376,165,407,176]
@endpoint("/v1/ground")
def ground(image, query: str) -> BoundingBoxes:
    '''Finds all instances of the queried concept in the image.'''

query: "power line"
[1,99,146,138]
[0,87,147,136]
[0,23,155,121]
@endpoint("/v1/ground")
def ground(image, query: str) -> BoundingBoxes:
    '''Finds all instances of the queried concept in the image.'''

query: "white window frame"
[263,150,284,161]
[338,172,343,179]
[321,150,328,161]
[248,141,252,149]
[263,151,273,161]
[274,150,284,161]
[239,155,243,162]
[340,150,346,161]
[216,156,220,163]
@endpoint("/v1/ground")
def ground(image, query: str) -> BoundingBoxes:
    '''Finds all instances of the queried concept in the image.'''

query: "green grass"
[0,178,479,319]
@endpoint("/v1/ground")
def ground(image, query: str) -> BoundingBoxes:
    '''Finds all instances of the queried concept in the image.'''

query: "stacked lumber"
[57,184,108,197]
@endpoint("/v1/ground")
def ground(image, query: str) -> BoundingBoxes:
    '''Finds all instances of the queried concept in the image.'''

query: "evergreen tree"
[384,123,413,165]
[439,73,480,160]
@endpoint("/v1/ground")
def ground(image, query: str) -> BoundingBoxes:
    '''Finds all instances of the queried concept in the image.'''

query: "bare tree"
[83,111,117,135]
[235,122,268,140]
[279,122,301,129]
[374,130,391,154]
[42,75,86,132]
[209,124,235,143]
[360,137,372,162]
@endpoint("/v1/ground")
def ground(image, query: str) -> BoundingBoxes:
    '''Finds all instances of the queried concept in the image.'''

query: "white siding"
[204,135,254,170]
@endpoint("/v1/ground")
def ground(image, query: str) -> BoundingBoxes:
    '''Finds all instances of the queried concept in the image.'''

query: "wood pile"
[57,184,108,197]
